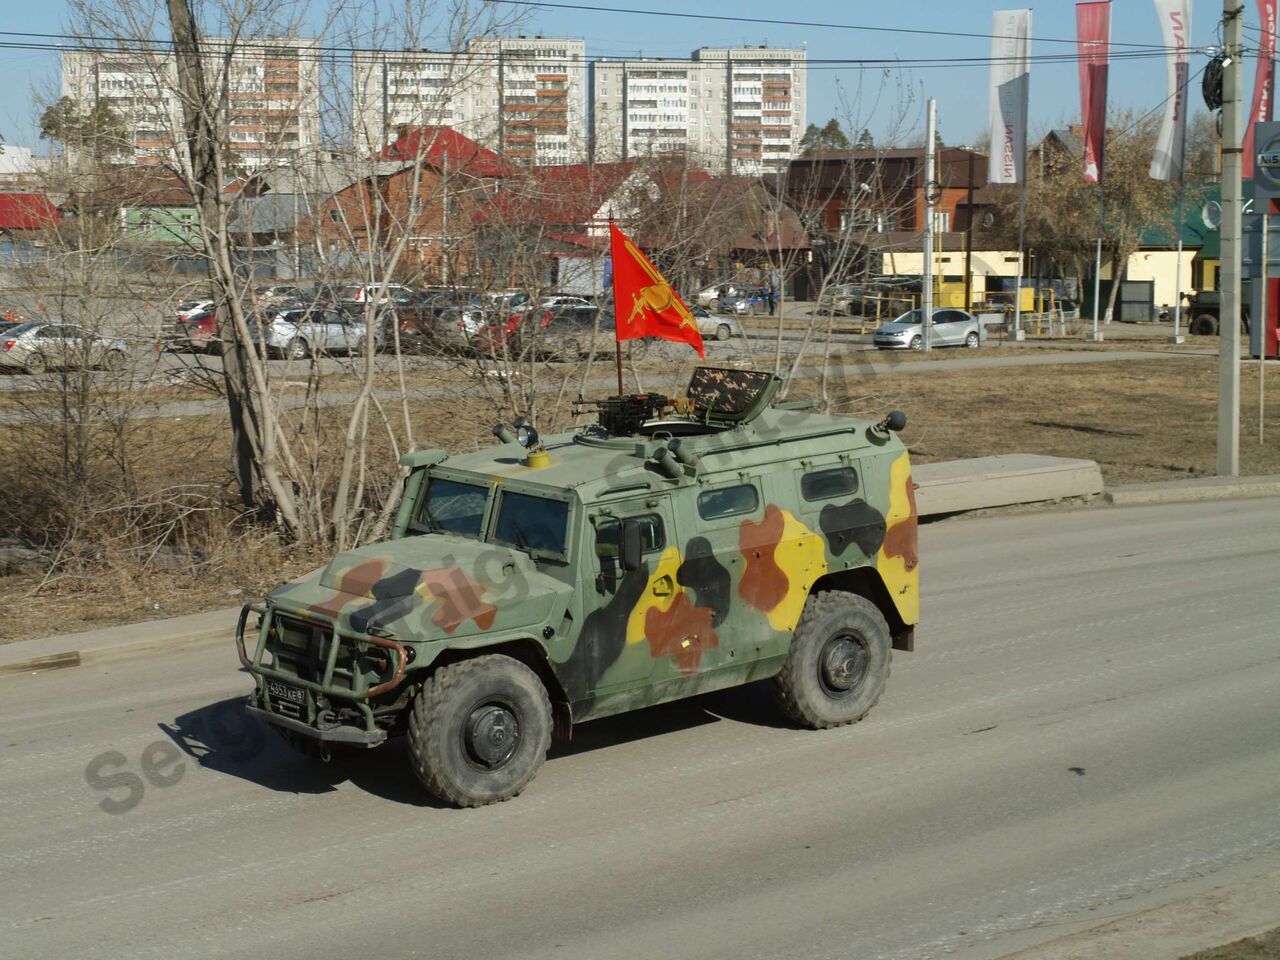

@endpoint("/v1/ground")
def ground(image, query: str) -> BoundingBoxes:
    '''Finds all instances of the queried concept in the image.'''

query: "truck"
[236,367,919,807]
[1183,280,1252,336]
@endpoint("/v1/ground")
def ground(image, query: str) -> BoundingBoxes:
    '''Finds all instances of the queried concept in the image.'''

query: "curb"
[1105,474,1280,506]
[994,868,1280,960]
[0,606,241,678]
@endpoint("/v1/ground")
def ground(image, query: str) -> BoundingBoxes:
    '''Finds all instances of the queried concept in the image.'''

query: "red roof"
[479,162,637,227]
[0,193,60,230]
[380,126,516,179]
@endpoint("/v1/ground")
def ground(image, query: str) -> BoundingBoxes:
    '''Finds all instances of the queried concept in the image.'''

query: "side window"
[594,513,665,558]
[696,484,759,521]
[801,467,859,501]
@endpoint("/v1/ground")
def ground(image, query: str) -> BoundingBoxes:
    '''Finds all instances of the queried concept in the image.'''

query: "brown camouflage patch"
[738,504,788,613]
[644,592,718,675]
[882,475,919,571]
[309,558,390,620]
[420,567,498,633]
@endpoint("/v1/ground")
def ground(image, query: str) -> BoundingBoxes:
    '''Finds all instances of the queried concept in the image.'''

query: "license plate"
[266,679,306,717]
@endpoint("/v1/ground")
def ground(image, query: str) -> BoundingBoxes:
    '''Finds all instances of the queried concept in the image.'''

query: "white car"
[248,307,384,359]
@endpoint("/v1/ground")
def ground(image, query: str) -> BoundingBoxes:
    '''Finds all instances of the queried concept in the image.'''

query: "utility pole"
[922,97,936,352]
[1219,1,1244,475]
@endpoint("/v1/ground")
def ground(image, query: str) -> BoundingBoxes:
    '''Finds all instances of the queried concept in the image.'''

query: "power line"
[487,0,1183,50]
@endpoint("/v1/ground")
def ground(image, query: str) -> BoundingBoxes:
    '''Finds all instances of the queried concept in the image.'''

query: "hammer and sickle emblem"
[622,239,697,331]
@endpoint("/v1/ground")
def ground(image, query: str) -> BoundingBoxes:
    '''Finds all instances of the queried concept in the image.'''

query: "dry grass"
[1,353,1276,641]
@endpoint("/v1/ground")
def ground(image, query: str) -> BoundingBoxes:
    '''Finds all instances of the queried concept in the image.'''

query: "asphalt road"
[2,498,1278,960]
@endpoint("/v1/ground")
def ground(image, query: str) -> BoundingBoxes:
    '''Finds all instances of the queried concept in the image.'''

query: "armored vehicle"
[237,367,919,807]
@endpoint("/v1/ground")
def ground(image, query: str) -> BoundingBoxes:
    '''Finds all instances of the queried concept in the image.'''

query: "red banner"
[609,224,704,357]
[1245,0,1277,180]
[1077,1,1110,183]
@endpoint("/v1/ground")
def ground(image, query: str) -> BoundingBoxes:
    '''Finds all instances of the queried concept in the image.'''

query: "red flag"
[1245,0,1277,180]
[609,223,704,357]
[1077,1,1110,183]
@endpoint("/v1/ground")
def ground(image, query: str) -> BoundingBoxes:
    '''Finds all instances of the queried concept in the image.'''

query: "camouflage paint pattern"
[243,374,917,729]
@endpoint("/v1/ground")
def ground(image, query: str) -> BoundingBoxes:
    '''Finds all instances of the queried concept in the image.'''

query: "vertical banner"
[1077,2,1111,183]
[987,9,1032,184]
[1150,0,1193,181]
[1244,0,1277,179]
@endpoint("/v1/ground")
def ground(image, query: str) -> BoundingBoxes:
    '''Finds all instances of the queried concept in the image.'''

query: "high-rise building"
[61,40,320,170]
[352,37,587,164]
[590,46,806,176]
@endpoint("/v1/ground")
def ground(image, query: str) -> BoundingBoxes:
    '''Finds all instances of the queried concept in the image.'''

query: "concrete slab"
[1105,474,1280,506]
[914,454,1104,517]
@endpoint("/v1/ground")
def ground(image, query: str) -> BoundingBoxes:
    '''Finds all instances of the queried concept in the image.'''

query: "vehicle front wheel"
[285,337,309,360]
[407,655,552,807]
[23,353,47,375]
[774,591,892,729]
[909,335,923,351]
[964,331,980,349]
[715,323,732,341]
[1190,314,1218,336]
[101,349,126,373]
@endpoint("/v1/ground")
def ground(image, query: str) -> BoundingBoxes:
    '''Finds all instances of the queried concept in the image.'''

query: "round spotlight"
[516,423,539,448]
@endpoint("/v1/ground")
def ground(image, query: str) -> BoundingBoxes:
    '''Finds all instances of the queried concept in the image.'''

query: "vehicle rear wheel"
[407,655,552,807]
[1190,314,1218,336]
[774,592,892,729]
[715,323,732,341]
[101,349,126,373]
[909,335,923,351]
[964,331,980,349]
[23,353,47,375]
[286,337,309,360]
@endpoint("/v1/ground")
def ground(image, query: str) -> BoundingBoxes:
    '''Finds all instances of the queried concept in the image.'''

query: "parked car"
[252,284,308,307]
[438,304,520,356]
[247,307,383,359]
[873,308,984,350]
[0,322,129,375]
[690,304,740,341]
[694,280,748,307]
[170,308,219,352]
[175,299,214,322]
[338,283,408,305]
[815,283,866,317]
[538,295,597,321]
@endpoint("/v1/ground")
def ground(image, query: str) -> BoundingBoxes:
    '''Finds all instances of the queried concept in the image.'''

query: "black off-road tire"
[407,655,552,807]
[1190,314,1218,336]
[774,591,892,729]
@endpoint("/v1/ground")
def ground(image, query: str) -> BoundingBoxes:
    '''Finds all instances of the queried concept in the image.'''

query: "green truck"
[237,367,919,806]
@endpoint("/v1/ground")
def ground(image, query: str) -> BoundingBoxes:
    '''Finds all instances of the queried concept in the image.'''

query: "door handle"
[652,575,673,597]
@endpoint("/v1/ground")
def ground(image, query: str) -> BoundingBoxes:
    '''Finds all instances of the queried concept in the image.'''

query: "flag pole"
[1091,178,1105,341]
[608,215,624,395]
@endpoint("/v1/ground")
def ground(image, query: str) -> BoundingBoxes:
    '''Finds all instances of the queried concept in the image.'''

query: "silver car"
[248,307,383,359]
[0,322,129,375]
[873,308,983,350]
[690,304,741,342]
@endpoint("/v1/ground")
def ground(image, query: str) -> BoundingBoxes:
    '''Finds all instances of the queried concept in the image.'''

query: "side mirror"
[620,519,643,572]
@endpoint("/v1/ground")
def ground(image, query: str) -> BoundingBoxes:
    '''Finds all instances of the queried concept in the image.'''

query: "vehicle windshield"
[3,322,39,336]
[416,478,489,538]
[492,491,570,559]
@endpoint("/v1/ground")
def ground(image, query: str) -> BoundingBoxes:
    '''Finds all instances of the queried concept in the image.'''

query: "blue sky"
[0,1,1254,151]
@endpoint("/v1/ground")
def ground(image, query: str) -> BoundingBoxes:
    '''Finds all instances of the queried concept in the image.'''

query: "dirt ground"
[1182,927,1280,959]
[2,353,1277,641]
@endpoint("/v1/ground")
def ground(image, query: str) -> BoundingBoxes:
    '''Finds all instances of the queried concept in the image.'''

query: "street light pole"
[1218,1,1244,475]
[922,97,936,352]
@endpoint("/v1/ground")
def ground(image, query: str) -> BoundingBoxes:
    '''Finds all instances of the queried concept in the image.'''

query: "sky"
[0,1,1257,152]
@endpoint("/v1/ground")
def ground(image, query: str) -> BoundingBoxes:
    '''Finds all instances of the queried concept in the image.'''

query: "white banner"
[987,9,1032,184]
[1149,0,1192,180]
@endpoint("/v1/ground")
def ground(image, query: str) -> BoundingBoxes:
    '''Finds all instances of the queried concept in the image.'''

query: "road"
[2,498,1278,960]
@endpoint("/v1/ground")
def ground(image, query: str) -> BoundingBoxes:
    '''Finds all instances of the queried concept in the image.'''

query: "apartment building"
[61,39,320,170]
[353,37,586,164]
[590,46,806,176]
